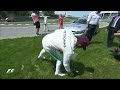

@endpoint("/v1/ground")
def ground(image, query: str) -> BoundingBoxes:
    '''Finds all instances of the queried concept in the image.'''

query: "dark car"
[6,18,16,22]
[0,18,6,22]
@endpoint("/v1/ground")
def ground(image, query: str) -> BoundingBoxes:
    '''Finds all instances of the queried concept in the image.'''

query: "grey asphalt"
[0,21,109,39]
[0,24,59,39]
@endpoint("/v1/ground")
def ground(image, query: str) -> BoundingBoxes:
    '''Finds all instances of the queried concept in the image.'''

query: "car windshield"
[73,19,87,24]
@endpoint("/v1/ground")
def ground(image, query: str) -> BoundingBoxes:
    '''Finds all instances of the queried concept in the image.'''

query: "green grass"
[1,28,120,79]
[0,18,77,24]
[0,21,33,24]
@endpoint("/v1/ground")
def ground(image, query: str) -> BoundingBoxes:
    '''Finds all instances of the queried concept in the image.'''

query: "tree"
[0,11,31,18]
[42,11,55,16]
[0,11,7,18]
[13,11,31,16]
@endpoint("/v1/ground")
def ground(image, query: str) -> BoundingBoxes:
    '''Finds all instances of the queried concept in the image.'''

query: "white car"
[64,18,87,37]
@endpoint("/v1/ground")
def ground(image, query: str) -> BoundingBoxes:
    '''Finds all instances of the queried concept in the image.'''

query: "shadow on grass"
[106,42,120,48]
[90,41,103,44]
[38,58,56,71]
[109,49,120,61]
[70,60,94,77]
[39,58,94,77]
[93,31,100,36]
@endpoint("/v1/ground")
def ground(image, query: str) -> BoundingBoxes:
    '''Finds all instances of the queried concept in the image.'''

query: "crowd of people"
[31,11,49,35]
[31,11,66,35]
[32,11,120,77]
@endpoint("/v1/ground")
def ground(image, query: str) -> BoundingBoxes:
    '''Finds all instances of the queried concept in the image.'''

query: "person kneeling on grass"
[38,29,89,77]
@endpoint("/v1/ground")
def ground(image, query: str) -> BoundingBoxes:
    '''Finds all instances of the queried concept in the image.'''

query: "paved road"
[0,24,59,39]
[0,21,109,39]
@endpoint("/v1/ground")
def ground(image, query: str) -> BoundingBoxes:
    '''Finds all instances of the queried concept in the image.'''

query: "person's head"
[60,14,62,16]
[96,11,101,14]
[32,11,39,15]
[32,11,37,13]
[76,35,89,50]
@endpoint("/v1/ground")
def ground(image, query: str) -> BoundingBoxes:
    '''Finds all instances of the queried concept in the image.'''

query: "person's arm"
[63,12,66,17]
[95,23,99,33]
[97,23,99,30]
[86,21,90,28]
[58,16,60,22]
[86,13,92,29]
[45,17,48,24]
[63,52,75,77]
[63,53,72,72]
[39,12,44,17]
[97,23,99,28]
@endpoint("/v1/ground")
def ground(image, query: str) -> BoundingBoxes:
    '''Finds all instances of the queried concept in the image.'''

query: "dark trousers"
[86,24,97,42]
[107,27,115,47]
[34,21,40,28]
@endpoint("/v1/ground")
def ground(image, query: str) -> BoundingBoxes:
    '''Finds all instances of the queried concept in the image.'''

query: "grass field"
[0,18,77,24]
[1,28,120,79]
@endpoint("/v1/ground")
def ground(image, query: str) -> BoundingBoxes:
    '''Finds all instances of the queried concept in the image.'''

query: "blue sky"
[55,11,93,17]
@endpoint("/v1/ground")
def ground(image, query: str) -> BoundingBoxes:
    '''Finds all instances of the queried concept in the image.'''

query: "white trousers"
[38,46,72,75]
[38,48,63,74]
[44,24,49,32]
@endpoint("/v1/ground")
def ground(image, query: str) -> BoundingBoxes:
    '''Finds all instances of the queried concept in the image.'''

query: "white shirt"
[44,16,47,24]
[42,29,77,55]
[87,11,100,25]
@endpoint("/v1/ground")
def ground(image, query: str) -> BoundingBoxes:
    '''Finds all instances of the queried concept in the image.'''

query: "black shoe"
[36,33,41,35]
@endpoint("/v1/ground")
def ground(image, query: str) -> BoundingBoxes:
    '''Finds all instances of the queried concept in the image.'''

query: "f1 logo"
[6,69,14,73]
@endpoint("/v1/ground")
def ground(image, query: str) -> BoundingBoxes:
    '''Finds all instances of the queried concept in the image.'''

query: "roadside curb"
[0,22,70,26]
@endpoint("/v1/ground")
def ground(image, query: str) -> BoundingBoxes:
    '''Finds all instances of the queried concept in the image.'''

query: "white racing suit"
[38,29,77,76]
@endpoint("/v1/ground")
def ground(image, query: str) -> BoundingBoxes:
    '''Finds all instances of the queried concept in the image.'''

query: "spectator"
[43,16,49,32]
[31,11,40,35]
[86,11,101,42]
[58,12,66,29]
[107,11,120,47]
[37,29,89,77]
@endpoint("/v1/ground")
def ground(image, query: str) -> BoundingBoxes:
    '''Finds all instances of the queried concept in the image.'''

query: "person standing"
[107,11,120,47]
[43,16,49,32]
[37,29,89,77]
[31,11,40,35]
[86,11,101,42]
[58,12,66,29]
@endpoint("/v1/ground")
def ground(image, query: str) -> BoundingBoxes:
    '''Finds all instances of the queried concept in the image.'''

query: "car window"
[73,19,87,24]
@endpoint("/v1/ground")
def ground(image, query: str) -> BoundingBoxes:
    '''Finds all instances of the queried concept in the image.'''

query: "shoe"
[36,33,41,35]
[38,56,46,60]
[55,72,66,76]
